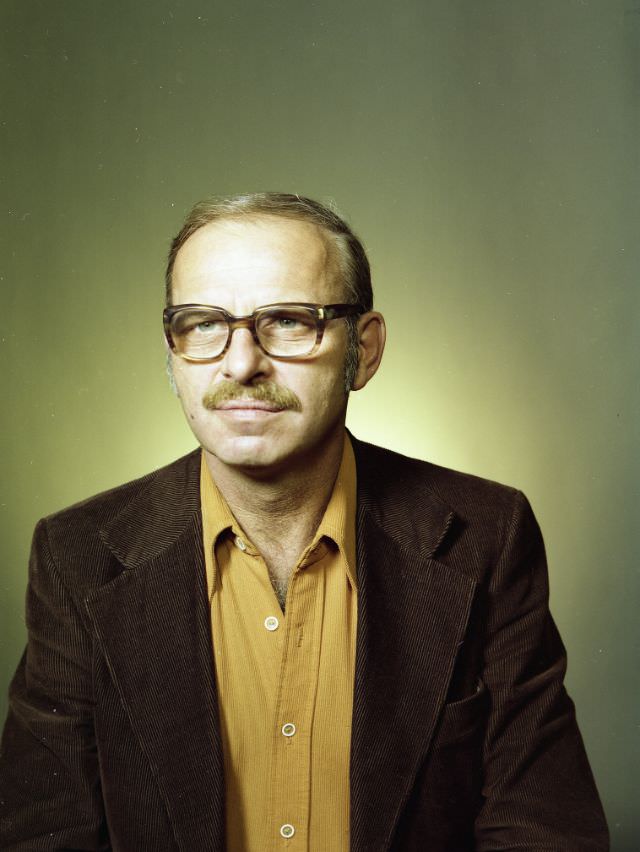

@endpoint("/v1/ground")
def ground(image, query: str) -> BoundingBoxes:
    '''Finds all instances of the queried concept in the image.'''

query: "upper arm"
[475,491,609,850]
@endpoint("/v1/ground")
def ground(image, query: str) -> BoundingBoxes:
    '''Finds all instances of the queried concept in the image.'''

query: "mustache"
[202,380,302,412]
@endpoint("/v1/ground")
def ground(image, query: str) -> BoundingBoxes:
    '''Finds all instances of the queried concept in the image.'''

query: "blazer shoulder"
[40,449,201,562]
[353,432,532,542]
[353,441,538,576]
[353,437,520,503]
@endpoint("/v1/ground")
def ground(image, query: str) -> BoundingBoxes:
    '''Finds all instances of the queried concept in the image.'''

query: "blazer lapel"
[84,451,225,852]
[350,439,478,852]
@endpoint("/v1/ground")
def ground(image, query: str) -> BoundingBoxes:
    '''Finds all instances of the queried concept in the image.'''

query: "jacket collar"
[98,448,202,569]
[88,438,476,851]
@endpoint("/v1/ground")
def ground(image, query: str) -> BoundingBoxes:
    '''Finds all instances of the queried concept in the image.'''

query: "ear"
[351,311,386,391]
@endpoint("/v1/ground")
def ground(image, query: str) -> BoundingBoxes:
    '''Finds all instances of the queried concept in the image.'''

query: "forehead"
[171,215,343,306]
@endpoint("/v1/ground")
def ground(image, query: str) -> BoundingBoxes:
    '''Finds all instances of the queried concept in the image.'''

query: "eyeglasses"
[163,302,365,361]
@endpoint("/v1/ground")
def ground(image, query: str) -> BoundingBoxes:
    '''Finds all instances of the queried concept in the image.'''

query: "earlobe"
[351,311,386,392]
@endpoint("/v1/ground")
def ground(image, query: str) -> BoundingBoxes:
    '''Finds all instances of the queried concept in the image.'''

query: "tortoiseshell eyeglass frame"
[163,302,365,362]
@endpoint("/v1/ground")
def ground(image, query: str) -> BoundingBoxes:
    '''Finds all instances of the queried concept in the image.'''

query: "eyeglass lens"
[170,306,320,359]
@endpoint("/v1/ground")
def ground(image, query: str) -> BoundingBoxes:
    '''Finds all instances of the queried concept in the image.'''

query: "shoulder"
[36,449,201,575]
[351,436,538,568]
[43,449,201,528]
[352,436,521,516]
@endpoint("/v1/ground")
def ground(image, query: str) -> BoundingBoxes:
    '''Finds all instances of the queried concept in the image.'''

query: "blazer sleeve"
[474,490,609,850]
[0,518,109,851]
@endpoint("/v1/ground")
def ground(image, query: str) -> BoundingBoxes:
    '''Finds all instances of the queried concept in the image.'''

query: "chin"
[204,433,289,472]
[196,413,345,476]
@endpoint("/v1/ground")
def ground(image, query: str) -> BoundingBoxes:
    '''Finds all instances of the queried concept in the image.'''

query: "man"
[1,193,608,851]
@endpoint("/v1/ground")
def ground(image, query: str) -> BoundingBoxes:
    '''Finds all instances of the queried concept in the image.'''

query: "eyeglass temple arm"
[321,304,365,320]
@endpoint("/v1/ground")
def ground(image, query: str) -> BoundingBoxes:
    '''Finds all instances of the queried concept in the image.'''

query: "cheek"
[173,365,211,407]
[302,370,346,416]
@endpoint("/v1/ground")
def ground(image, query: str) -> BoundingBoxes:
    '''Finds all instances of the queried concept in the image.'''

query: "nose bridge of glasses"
[225,313,264,353]
[228,313,259,333]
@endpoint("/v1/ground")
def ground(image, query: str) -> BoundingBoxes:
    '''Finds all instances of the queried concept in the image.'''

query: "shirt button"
[280,824,295,839]
[264,616,279,631]
[281,722,296,737]
[235,536,247,551]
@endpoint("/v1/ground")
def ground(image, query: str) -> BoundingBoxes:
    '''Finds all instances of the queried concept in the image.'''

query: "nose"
[219,327,271,384]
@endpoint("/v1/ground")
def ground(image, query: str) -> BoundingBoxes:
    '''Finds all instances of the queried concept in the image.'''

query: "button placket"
[269,570,319,849]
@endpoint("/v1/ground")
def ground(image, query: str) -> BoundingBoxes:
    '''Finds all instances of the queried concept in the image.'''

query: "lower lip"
[215,407,284,419]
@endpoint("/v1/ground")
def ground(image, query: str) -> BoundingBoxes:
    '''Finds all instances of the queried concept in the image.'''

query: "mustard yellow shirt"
[200,434,358,852]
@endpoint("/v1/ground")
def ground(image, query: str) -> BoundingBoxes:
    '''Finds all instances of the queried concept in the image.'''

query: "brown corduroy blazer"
[1,437,609,851]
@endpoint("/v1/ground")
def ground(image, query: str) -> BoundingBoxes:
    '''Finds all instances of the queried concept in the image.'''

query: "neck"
[204,428,346,556]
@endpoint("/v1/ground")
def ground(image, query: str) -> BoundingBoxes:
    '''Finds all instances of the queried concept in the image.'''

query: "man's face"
[169,215,354,475]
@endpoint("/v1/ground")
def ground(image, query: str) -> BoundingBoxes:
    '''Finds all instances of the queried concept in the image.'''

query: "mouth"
[202,380,302,414]
[214,400,285,413]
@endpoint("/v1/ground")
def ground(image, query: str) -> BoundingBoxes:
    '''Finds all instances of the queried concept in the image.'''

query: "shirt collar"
[199,432,358,591]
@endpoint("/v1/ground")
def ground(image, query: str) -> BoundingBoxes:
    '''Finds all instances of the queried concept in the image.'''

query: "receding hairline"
[165,192,372,311]
[167,211,355,306]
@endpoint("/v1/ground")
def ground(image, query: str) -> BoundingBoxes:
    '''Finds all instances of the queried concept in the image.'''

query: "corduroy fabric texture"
[0,435,609,851]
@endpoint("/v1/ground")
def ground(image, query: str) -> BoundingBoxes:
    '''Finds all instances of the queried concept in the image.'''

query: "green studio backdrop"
[2,1,638,848]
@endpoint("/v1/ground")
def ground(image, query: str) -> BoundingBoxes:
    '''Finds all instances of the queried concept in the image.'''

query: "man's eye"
[190,319,225,334]
[276,316,299,328]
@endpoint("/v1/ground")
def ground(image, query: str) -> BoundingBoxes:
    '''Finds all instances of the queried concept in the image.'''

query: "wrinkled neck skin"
[204,419,346,563]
